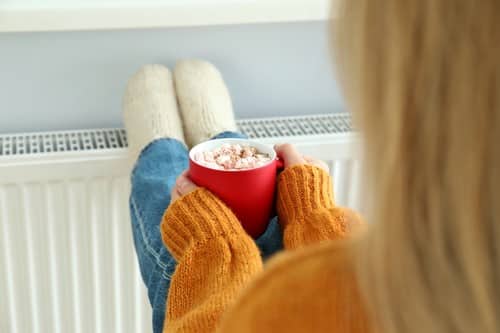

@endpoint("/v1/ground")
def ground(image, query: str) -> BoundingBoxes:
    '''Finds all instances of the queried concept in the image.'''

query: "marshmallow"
[194,144,271,170]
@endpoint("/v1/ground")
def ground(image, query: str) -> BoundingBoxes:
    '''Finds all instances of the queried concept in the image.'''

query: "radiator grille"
[237,113,352,139]
[0,129,128,156]
[0,113,352,157]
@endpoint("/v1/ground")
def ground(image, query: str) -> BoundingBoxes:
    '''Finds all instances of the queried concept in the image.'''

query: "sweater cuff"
[161,188,245,260]
[277,165,335,226]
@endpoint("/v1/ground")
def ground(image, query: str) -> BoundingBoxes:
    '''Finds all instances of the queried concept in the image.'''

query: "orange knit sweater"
[161,165,372,332]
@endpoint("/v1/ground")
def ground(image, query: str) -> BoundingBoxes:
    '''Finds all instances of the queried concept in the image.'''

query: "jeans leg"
[210,131,284,260]
[255,217,283,260]
[210,130,247,140]
[130,138,188,333]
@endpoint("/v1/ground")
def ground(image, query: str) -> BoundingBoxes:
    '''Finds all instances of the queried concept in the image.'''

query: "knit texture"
[161,164,369,332]
[161,188,249,260]
[277,164,364,249]
[161,188,263,332]
[123,64,185,160]
[277,164,335,223]
[173,60,237,147]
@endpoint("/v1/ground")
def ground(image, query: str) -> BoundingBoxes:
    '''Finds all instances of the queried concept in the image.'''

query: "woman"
[125,0,500,332]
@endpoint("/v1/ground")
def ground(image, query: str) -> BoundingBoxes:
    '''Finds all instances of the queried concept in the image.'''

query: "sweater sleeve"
[160,188,263,333]
[277,165,364,250]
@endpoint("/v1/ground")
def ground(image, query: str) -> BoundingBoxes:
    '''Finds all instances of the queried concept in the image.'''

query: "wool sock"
[123,64,185,160]
[174,59,237,147]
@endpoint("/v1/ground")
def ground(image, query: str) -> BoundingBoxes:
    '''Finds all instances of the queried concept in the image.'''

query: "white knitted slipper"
[123,64,185,160]
[173,59,237,147]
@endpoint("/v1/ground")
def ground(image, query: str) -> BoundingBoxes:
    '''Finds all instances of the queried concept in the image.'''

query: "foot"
[123,64,185,160]
[174,59,237,147]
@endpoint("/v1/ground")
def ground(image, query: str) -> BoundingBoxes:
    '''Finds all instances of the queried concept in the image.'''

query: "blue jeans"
[130,131,283,333]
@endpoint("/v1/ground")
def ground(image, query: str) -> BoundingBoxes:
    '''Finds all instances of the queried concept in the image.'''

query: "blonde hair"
[333,0,500,332]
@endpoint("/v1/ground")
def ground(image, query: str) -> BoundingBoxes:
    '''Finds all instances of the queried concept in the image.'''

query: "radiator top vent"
[0,113,352,157]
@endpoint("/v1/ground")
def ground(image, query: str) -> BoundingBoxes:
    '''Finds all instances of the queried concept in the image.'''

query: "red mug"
[189,138,284,238]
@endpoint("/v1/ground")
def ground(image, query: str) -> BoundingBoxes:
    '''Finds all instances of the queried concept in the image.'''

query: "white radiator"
[0,113,361,333]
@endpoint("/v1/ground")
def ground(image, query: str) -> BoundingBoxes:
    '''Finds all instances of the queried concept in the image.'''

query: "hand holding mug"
[171,141,328,238]
[171,170,198,203]
[274,143,329,173]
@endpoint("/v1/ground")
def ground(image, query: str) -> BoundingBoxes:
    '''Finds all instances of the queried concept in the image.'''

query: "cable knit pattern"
[160,164,369,333]
[276,165,364,249]
[161,188,263,332]
[161,188,247,260]
[277,164,335,224]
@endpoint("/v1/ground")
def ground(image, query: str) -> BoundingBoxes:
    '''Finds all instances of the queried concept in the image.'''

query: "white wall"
[0,21,344,134]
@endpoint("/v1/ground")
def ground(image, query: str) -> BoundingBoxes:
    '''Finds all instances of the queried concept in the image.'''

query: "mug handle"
[276,158,285,171]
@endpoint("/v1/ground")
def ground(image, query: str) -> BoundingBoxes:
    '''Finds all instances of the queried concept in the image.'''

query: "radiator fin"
[0,180,152,333]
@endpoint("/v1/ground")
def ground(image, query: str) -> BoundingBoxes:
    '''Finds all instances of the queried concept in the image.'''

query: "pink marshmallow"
[194,143,271,170]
